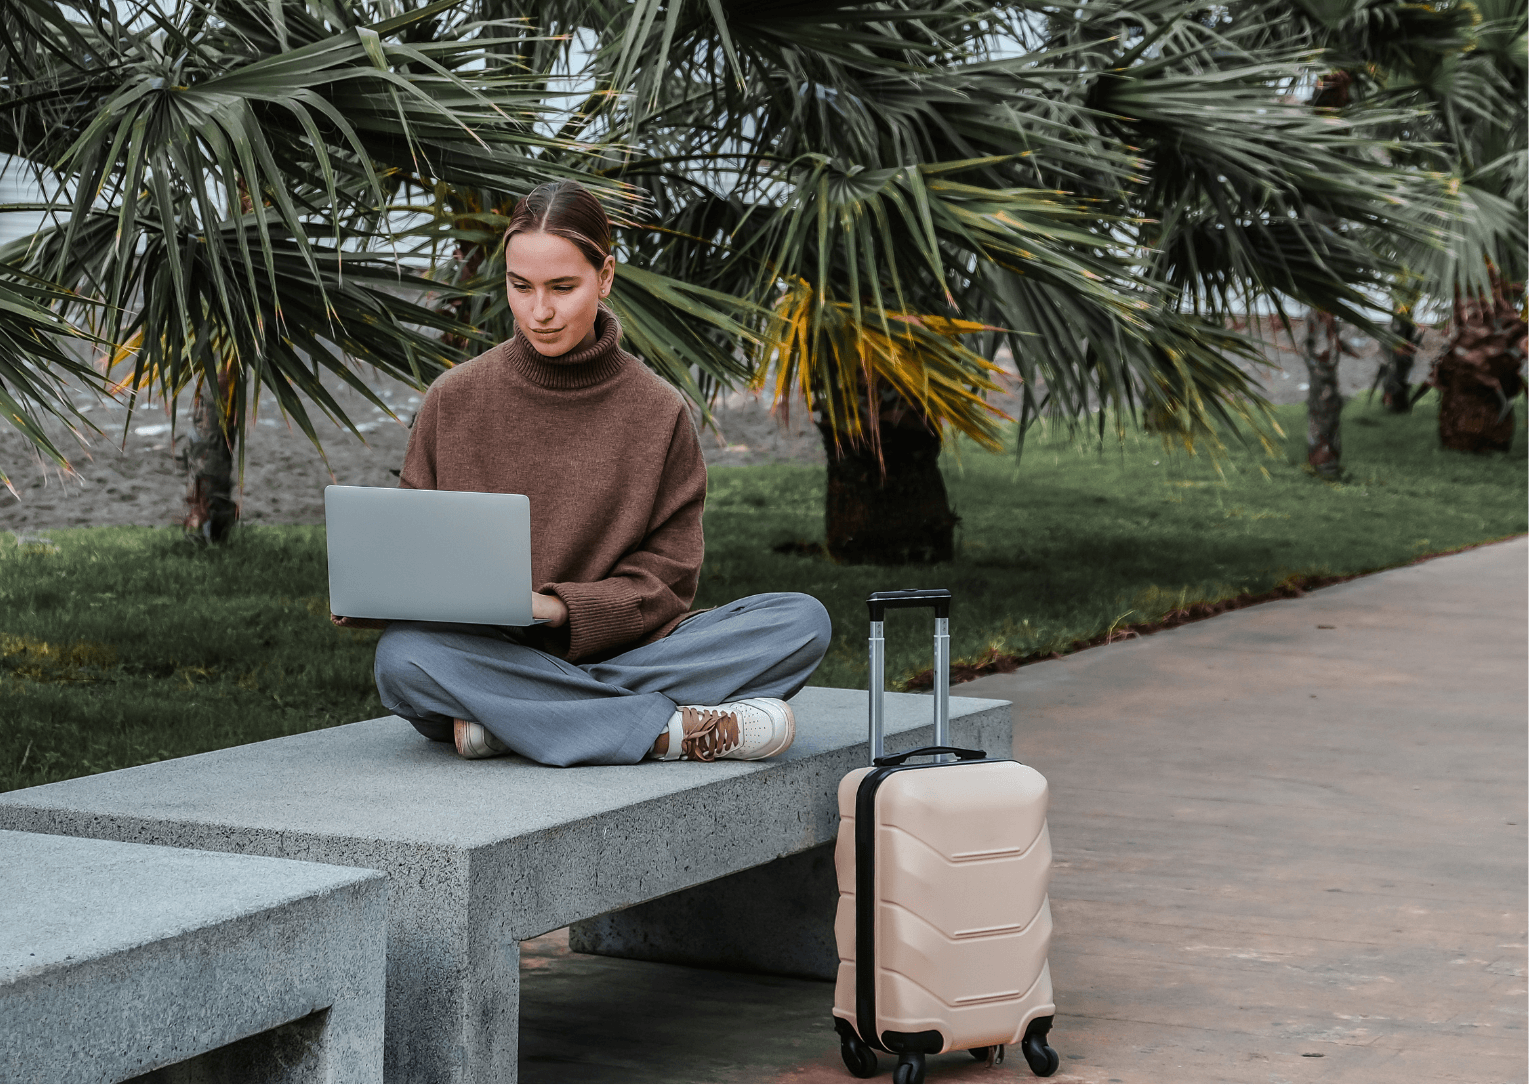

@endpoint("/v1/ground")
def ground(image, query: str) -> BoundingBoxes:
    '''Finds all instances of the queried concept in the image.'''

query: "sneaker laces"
[679,706,741,762]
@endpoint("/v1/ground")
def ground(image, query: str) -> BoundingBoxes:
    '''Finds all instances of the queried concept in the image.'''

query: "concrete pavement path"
[518,538,1528,1084]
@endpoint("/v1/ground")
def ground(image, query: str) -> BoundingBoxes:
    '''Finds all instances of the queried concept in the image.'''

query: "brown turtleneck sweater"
[399,307,706,663]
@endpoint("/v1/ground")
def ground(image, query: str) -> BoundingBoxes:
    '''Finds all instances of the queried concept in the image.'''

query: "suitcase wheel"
[1021,1038,1059,1078]
[1021,1016,1060,1078]
[969,1045,1005,1066]
[892,1052,926,1083]
[839,1034,878,1080]
[833,1017,878,1079]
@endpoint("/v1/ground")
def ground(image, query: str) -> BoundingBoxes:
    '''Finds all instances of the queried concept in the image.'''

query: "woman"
[346,181,831,767]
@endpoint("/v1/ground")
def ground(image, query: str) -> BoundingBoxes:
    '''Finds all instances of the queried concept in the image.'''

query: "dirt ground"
[0,320,1446,533]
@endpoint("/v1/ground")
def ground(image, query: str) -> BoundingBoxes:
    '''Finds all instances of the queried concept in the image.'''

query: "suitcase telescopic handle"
[866,589,951,763]
[866,588,951,621]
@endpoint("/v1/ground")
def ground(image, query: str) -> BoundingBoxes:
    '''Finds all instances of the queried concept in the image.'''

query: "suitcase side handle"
[867,589,951,763]
[873,745,985,767]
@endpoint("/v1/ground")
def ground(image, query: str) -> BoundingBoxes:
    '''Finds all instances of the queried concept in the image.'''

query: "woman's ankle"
[648,710,684,760]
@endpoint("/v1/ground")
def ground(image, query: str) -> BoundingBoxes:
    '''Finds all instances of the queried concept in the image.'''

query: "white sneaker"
[654,698,795,762]
[454,718,509,759]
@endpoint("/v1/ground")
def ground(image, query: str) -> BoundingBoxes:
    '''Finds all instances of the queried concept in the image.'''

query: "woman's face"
[505,231,616,357]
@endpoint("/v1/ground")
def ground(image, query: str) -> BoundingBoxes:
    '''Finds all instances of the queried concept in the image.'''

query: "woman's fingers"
[531,592,569,627]
[332,615,388,630]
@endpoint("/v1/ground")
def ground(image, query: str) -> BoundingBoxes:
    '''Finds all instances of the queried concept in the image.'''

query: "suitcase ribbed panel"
[877,822,1052,940]
[833,761,1056,1054]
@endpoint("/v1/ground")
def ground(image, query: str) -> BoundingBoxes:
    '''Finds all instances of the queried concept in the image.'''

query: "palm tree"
[536,0,1445,553]
[1271,1,1527,454]
[3,0,1469,557]
[0,0,755,538]
[1403,0,1529,451]
[0,267,103,488]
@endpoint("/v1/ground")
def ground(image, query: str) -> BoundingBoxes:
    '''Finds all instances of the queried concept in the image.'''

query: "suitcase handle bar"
[867,589,951,763]
[867,589,951,621]
[873,745,985,767]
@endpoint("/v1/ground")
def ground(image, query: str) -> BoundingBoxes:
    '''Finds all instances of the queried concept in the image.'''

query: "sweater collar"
[506,306,626,390]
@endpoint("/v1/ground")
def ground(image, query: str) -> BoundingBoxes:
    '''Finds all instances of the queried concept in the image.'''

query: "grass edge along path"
[902,534,1526,690]
[702,397,1527,692]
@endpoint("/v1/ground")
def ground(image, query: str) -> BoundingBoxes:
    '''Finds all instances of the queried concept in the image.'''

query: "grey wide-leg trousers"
[374,592,832,766]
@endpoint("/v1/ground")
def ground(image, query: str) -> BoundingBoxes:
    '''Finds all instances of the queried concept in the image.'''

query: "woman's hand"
[532,592,568,627]
[332,615,389,630]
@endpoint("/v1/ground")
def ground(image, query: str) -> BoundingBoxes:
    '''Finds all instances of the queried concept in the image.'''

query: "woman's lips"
[531,327,563,337]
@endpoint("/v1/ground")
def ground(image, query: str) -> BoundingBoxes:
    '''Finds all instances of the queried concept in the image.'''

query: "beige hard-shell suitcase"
[832,590,1058,1084]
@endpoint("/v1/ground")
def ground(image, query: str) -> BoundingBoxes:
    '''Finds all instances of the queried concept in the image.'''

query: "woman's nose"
[533,291,556,322]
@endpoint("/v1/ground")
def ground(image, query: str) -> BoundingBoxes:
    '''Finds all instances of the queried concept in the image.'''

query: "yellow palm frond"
[104,326,236,401]
[759,279,1014,453]
[103,331,146,395]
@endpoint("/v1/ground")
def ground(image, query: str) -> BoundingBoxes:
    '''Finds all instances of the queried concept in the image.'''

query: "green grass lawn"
[3,396,1524,792]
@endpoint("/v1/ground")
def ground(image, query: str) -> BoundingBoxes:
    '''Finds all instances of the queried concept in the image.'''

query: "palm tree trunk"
[818,407,957,565]
[1431,280,1527,453]
[1378,310,1423,413]
[1303,310,1344,476]
[182,370,239,542]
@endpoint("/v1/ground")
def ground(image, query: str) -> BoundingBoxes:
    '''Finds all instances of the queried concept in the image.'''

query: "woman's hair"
[503,181,611,270]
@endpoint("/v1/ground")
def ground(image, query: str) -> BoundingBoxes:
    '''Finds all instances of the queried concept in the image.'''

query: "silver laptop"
[325,486,539,626]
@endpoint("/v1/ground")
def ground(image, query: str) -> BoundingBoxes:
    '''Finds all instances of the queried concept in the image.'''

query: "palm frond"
[1383,176,1529,302]
[761,278,1012,452]
[8,207,474,448]
[0,0,630,460]
[0,264,103,483]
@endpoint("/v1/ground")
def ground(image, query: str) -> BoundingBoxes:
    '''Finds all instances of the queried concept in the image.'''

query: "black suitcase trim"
[852,751,1014,1054]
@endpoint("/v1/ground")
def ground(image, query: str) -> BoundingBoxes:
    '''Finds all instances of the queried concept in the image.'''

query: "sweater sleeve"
[544,409,706,663]
[397,384,441,490]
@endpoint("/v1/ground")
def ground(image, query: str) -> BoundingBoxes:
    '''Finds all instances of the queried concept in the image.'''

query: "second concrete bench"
[0,686,1011,1083]
[0,829,385,1083]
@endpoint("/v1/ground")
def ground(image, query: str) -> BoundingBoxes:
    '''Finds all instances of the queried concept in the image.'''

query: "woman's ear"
[600,254,616,297]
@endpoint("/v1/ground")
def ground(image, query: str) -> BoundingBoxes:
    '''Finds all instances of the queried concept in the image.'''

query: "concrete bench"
[0,687,1010,1083]
[0,829,385,1083]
